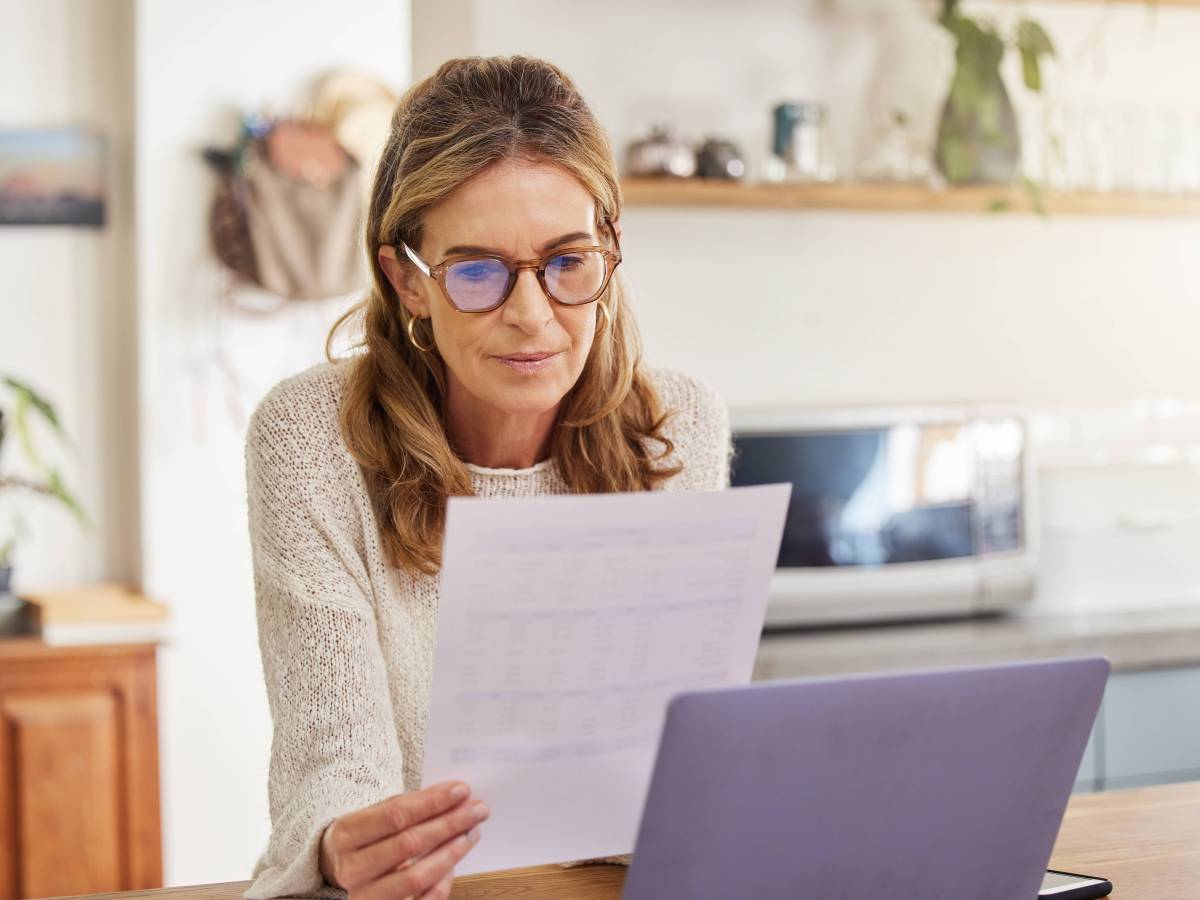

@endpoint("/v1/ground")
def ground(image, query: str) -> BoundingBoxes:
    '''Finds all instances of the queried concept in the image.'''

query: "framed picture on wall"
[0,128,107,227]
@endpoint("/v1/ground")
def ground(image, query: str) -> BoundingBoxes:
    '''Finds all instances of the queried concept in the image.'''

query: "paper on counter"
[421,483,791,876]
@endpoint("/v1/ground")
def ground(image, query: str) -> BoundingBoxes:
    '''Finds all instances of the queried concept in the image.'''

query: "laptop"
[621,656,1110,900]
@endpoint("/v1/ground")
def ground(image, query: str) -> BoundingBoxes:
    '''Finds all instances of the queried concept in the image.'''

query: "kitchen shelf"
[621,177,1200,218]
[947,0,1200,6]
[1052,0,1200,5]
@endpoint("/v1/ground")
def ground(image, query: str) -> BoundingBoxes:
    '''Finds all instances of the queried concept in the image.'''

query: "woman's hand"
[318,781,489,899]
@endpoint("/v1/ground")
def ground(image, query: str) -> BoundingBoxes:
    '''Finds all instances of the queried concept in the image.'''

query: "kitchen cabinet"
[1071,665,1200,793]
[0,639,162,900]
[985,666,1200,793]
[1100,666,1200,789]
[753,631,1200,795]
[1073,723,1100,793]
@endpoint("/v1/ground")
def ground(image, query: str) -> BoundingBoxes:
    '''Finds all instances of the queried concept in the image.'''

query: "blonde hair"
[326,55,681,576]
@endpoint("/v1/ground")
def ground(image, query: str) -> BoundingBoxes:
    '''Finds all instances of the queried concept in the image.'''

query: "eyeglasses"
[398,218,622,313]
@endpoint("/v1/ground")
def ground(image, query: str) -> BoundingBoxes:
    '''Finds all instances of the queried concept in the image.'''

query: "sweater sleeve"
[651,367,733,492]
[243,384,406,900]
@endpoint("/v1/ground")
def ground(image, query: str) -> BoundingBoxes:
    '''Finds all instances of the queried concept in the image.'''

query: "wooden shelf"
[1051,0,1200,5]
[924,0,1200,8]
[951,0,1200,6]
[621,177,1200,217]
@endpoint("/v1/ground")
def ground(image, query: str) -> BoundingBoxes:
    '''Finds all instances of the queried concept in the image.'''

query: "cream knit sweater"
[243,360,732,899]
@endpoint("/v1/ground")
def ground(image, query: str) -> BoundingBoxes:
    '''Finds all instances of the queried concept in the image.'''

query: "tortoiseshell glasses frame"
[396,216,622,313]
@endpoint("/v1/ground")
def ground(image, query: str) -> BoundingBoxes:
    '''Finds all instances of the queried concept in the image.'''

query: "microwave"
[730,405,1037,629]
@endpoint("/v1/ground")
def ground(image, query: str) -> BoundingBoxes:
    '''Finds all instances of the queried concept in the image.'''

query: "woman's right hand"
[318,781,490,899]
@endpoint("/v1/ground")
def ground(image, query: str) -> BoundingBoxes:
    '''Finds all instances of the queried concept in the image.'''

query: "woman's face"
[381,158,617,418]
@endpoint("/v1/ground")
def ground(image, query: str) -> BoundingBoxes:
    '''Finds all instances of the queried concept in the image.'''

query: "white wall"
[623,208,1200,407]
[134,0,409,884]
[0,0,138,590]
[430,0,1200,408]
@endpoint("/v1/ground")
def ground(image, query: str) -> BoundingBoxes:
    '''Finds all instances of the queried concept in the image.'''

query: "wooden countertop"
[46,781,1200,899]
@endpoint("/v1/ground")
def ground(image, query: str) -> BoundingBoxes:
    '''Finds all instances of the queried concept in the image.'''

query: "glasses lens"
[444,258,511,311]
[544,251,607,304]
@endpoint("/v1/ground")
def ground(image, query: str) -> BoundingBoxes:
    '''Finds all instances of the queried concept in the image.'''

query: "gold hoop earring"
[596,299,612,336]
[406,315,434,353]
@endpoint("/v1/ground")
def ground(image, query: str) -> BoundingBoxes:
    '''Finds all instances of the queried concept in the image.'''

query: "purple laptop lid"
[622,656,1109,900]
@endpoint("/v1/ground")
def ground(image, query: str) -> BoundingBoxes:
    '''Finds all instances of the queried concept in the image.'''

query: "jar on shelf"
[695,137,746,180]
[766,101,837,183]
[624,125,696,178]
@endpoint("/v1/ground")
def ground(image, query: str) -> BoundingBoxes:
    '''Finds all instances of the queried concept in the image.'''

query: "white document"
[421,483,791,876]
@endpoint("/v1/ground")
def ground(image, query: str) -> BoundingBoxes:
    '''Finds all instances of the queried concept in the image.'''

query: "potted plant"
[0,376,87,623]
[935,0,1056,186]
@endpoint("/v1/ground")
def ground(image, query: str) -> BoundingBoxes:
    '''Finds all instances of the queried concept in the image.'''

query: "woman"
[244,55,731,900]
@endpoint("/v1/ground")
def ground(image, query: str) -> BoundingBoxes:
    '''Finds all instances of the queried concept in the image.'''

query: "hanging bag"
[206,118,366,300]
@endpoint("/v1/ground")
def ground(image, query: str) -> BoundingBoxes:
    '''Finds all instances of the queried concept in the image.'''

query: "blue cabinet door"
[1101,666,1200,790]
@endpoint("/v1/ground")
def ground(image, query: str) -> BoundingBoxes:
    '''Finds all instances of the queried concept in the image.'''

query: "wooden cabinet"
[0,640,162,900]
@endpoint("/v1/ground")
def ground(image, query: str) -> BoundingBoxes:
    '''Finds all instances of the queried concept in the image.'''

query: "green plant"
[0,376,88,568]
[0,515,28,570]
[936,0,1056,190]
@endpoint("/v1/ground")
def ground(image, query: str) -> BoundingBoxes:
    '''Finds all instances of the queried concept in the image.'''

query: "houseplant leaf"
[1017,20,1056,57]
[9,389,47,476]
[46,469,89,526]
[2,377,65,437]
[0,376,88,529]
[1016,20,1056,92]
[1020,47,1043,91]
[1023,176,1047,217]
